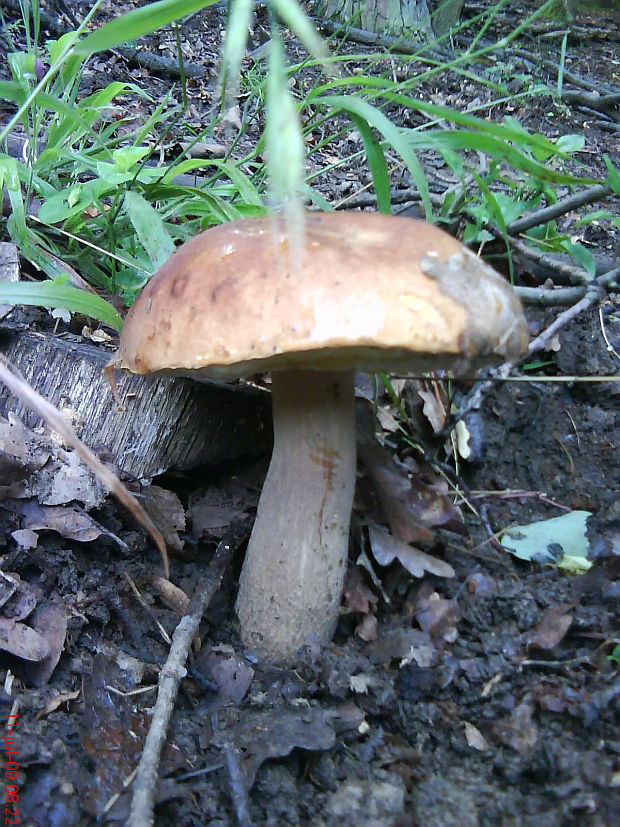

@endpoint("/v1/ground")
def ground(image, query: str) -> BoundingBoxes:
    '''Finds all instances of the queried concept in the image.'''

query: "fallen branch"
[457,265,620,417]
[507,185,614,236]
[527,281,606,353]
[314,16,445,61]
[128,521,249,827]
[515,285,586,305]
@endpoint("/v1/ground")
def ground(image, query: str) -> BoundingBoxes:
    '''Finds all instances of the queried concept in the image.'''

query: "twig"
[507,185,614,236]
[598,305,620,363]
[314,16,446,61]
[509,236,590,285]
[515,285,586,305]
[528,281,606,353]
[128,522,248,827]
[223,742,254,827]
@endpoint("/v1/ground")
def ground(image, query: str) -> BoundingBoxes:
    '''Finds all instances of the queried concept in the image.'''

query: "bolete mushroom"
[114,211,528,662]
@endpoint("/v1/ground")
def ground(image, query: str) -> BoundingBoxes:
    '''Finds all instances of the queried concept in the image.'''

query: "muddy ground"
[1,1,620,825]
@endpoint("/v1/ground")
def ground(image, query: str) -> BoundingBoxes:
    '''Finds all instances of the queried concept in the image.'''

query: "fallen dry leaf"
[0,572,37,621]
[366,627,437,668]
[211,705,363,788]
[349,673,382,694]
[142,485,186,554]
[188,483,251,540]
[35,689,80,720]
[368,524,455,579]
[0,414,50,487]
[0,617,50,661]
[15,500,128,548]
[22,602,68,686]
[19,447,107,510]
[10,528,38,549]
[418,387,447,434]
[528,604,574,650]
[343,565,378,615]
[359,446,463,544]
[0,359,168,574]
[356,611,378,642]
[415,592,461,643]
[201,647,254,703]
[464,721,489,752]
[0,571,18,609]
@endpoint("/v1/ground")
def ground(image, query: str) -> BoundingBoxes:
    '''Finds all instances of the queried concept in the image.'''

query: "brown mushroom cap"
[116,212,528,379]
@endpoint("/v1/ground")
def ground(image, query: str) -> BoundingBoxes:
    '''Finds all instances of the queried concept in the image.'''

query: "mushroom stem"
[235,369,356,662]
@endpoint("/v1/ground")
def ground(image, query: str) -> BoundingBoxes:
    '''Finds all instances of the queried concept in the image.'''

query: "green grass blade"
[221,0,254,103]
[270,0,333,70]
[162,159,264,206]
[0,281,122,330]
[266,33,306,216]
[75,0,220,55]
[313,94,432,218]
[350,114,391,213]
[406,129,597,186]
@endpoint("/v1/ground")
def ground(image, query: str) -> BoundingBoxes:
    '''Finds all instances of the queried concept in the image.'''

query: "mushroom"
[114,211,528,662]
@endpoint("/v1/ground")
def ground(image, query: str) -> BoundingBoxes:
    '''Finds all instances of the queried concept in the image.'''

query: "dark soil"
[1,1,620,825]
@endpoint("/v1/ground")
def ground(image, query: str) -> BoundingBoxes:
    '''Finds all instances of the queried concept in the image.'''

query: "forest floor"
[1,1,620,825]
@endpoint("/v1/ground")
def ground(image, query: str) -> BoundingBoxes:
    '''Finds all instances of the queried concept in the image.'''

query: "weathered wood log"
[0,329,270,479]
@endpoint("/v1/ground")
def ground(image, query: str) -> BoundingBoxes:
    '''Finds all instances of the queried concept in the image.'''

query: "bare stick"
[223,742,254,827]
[128,523,247,827]
[528,282,606,353]
[507,185,613,236]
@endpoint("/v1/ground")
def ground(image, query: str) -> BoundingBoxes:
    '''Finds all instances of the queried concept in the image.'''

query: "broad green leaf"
[38,179,110,224]
[555,133,585,153]
[0,281,122,330]
[0,156,27,244]
[604,155,620,196]
[501,511,592,573]
[112,146,151,173]
[123,191,176,270]
[8,51,37,88]
[75,0,220,55]
[560,240,596,277]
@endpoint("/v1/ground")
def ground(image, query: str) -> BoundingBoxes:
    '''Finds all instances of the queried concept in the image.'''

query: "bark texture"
[313,0,465,37]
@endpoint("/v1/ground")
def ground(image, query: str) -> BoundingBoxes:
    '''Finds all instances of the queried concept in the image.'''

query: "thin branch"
[128,522,248,827]
[507,185,614,236]
[515,285,586,305]
[223,742,254,827]
[528,281,605,353]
